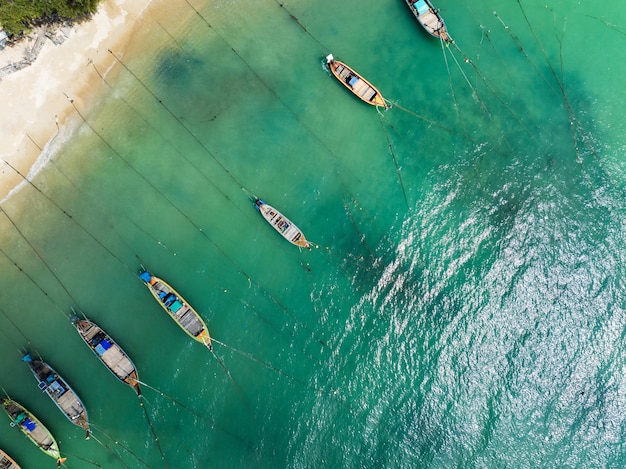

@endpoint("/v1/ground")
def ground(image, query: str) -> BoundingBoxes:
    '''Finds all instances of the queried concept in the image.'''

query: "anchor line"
[0,206,81,307]
[139,397,170,469]
[515,1,601,163]
[450,42,536,140]
[135,380,248,444]
[440,37,469,141]
[377,113,409,210]
[1,156,138,275]
[271,0,330,52]
[89,432,134,469]
[90,60,247,216]
[106,50,246,191]
[90,424,151,468]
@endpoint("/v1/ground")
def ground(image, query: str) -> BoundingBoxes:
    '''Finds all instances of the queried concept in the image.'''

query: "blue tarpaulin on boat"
[23,419,36,432]
[170,300,183,313]
[95,339,112,355]
[349,76,358,87]
[414,0,429,15]
[139,271,152,283]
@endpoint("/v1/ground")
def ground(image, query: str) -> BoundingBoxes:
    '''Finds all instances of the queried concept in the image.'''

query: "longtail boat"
[21,354,90,439]
[405,0,452,43]
[71,315,142,397]
[0,448,20,469]
[139,268,213,351]
[254,199,311,249]
[2,398,66,467]
[325,54,388,109]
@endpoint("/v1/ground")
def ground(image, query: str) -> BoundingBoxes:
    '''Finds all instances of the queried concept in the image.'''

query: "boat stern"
[326,53,334,64]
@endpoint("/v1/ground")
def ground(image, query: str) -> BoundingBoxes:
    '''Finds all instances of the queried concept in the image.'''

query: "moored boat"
[138,268,213,350]
[0,448,20,469]
[325,54,388,109]
[21,353,90,439]
[405,0,453,43]
[254,199,311,249]
[1,397,66,466]
[71,315,142,397]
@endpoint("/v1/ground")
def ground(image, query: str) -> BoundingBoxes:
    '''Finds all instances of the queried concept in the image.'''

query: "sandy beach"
[0,0,157,203]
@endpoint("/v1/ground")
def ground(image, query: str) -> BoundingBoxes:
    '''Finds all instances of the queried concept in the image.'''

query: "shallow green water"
[1,0,625,467]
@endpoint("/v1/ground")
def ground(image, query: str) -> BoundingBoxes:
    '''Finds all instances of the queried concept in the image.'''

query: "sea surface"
[1,0,625,467]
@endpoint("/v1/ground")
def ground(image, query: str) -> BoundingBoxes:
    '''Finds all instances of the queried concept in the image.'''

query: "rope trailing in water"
[270,0,330,52]
[210,350,251,410]
[0,157,138,275]
[516,1,602,163]
[89,432,134,469]
[106,50,246,191]
[135,380,248,444]
[90,424,152,468]
[377,113,409,209]
[0,206,81,306]
[139,397,170,469]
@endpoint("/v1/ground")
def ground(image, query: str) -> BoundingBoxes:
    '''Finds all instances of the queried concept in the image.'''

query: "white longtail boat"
[2,397,66,467]
[0,448,20,469]
[325,54,388,109]
[139,268,213,351]
[71,315,142,397]
[21,353,90,439]
[405,0,453,43]
[254,199,311,249]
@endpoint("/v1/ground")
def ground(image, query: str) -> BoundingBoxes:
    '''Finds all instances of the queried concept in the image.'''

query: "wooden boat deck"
[333,63,379,102]
[406,0,452,42]
[75,319,139,387]
[326,54,388,108]
[27,359,89,434]
[150,279,207,337]
[257,201,310,248]
[0,450,19,469]
[139,269,212,350]
[2,399,59,459]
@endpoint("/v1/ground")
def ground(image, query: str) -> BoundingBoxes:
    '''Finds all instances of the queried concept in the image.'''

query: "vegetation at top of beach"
[0,0,101,38]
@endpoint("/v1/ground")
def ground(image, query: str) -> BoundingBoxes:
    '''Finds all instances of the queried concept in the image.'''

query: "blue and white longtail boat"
[22,353,90,439]
[254,199,311,249]
[405,0,452,43]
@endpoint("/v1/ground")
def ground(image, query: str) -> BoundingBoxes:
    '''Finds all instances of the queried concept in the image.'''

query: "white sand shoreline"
[0,0,156,203]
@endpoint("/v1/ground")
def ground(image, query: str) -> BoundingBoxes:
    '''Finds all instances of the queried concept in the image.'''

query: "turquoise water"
[1,0,625,467]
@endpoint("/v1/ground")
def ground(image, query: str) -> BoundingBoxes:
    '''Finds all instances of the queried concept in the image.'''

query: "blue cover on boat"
[23,419,37,432]
[348,76,358,87]
[95,343,106,355]
[414,0,429,15]
[170,300,183,313]
[139,270,152,282]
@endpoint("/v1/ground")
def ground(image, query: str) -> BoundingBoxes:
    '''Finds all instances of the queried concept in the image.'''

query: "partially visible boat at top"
[21,353,90,439]
[71,315,142,397]
[0,448,20,469]
[405,0,453,43]
[325,54,389,109]
[2,397,66,467]
[139,267,213,351]
[254,199,311,249]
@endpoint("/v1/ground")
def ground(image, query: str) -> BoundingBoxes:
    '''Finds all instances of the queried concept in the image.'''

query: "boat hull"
[255,199,311,249]
[139,269,213,350]
[405,0,452,43]
[22,355,90,439]
[2,398,64,464]
[0,448,20,469]
[326,54,388,109]
[72,317,142,396]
